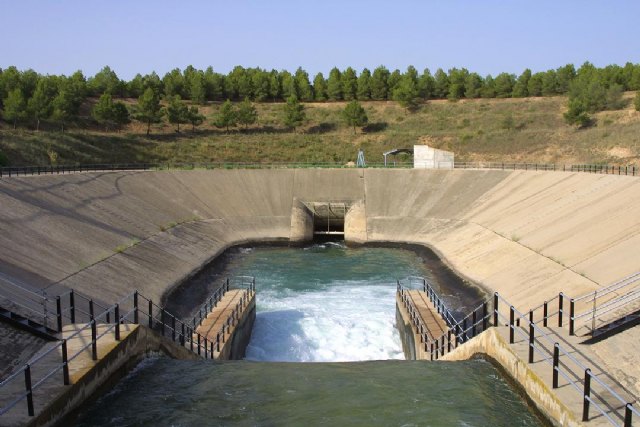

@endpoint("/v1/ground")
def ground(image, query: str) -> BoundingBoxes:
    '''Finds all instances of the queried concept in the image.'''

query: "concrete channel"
[0,168,639,426]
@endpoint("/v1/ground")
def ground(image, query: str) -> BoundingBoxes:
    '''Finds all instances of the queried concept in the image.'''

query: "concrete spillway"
[1,168,640,425]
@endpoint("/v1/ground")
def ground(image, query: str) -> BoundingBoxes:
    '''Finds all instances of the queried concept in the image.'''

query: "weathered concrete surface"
[0,323,197,427]
[344,199,367,243]
[0,168,639,395]
[0,324,48,382]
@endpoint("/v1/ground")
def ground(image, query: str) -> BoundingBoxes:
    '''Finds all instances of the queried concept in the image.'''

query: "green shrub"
[0,151,8,167]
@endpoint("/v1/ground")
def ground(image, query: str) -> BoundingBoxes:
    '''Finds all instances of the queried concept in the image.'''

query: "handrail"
[492,293,637,426]
[0,161,638,178]
[0,283,256,419]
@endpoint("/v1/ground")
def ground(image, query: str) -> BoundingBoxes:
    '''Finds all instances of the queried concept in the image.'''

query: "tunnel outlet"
[289,199,367,244]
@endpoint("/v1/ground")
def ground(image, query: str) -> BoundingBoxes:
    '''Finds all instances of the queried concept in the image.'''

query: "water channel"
[74,243,543,426]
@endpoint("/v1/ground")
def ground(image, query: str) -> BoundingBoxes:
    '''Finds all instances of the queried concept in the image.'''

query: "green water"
[74,244,542,426]
[75,358,541,426]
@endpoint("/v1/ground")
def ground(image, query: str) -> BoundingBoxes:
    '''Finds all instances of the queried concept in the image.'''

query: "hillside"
[1,94,639,167]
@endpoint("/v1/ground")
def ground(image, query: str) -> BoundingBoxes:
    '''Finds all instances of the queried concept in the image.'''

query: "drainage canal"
[74,243,544,426]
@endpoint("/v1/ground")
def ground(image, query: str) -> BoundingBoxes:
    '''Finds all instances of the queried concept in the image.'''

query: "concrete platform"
[396,289,449,360]
[195,288,255,360]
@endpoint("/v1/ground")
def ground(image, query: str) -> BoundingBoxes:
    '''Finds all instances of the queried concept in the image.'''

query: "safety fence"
[0,161,638,178]
[0,277,255,419]
[397,278,639,426]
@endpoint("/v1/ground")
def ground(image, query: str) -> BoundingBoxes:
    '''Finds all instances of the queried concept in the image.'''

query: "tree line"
[1,62,640,132]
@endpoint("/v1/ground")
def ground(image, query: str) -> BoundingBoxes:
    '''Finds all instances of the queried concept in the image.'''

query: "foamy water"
[246,279,404,361]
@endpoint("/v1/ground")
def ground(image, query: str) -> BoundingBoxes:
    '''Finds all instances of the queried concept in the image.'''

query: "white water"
[245,279,404,362]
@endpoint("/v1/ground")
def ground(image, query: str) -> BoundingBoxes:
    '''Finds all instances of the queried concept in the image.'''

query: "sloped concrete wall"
[0,169,639,314]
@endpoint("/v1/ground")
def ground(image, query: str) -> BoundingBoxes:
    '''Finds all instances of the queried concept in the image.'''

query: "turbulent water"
[74,243,542,426]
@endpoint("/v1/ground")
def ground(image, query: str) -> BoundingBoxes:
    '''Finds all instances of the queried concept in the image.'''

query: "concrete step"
[0,306,59,341]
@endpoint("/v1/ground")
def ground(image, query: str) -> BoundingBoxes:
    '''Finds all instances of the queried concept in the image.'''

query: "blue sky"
[1,0,639,79]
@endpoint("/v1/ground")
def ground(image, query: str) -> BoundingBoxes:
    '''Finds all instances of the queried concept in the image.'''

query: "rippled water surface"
[76,358,541,427]
[75,244,541,426]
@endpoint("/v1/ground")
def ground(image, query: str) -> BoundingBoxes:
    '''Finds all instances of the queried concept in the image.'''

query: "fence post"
[472,310,477,337]
[558,293,564,327]
[62,339,70,385]
[133,291,139,324]
[509,306,515,344]
[482,302,488,331]
[569,299,575,336]
[91,319,98,361]
[543,301,548,327]
[56,296,63,332]
[216,333,220,352]
[189,328,194,351]
[582,368,592,421]
[148,300,153,328]
[625,404,633,427]
[181,323,185,346]
[24,364,34,416]
[493,293,499,326]
[197,333,201,356]
[70,290,75,323]
[115,304,120,340]
[447,330,452,352]
[528,311,534,363]
[160,310,165,336]
[553,343,559,388]
[172,315,176,342]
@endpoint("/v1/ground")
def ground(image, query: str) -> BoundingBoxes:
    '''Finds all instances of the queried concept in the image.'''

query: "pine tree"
[3,88,27,128]
[393,77,420,112]
[356,68,372,100]
[165,95,189,132]
[28,78,55,131]
[342,67,358,101]
[112,102,130,130]
[294,67,313,101]
[313,72,327,101]
[433,68,449,98]
[92,92,115,131]
[134,88,164,135]
[342,100,368,134]
[371,66,390,100]
[186,106,205,132]
[237,98,258,129]
[283,96,305,131]
[214,99,237,132]
[634,91,640,112]
[327,67,343,101]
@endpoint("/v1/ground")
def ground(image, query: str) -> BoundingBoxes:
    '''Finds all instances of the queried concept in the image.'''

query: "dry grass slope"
[1,94,639,166]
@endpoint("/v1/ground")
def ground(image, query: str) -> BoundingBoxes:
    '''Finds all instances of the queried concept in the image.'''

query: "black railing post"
[558,293,564,327]
[455,323,460,346]
[462,318,467,342]
[91,319,98,360]
[197,333,201,356]
[148,300,153,328]
[482,302,488,331]
[70,290,75,323]
[493,293,499,326]
[440,335,445,356]
[528,311,534,363]
[172,315,176,342]
[625,404,633,427]
[543,301,548,327]
[133,291,139,324]
[582,368,592,421]
[216,333,220,352]
[226,278,229,292]
[189,328,194,351]
[56,296,63,332]
[62,339,70,385]
[24,364,34,416]
[181,323,185,346]
[569,299,575,336]
[509,306,515,344]
[447,330,452,352]
[552,343,559,388]
[115,304,120,340]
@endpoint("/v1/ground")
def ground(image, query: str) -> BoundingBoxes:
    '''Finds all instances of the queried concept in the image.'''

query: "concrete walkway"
[195,288,255,359]
[0,323,137,427]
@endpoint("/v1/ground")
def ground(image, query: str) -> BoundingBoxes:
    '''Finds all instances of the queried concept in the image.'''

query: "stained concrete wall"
[1,169,639,314]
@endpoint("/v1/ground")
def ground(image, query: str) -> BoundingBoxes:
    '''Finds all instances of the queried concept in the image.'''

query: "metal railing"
[0,275,53,328]
[570,272,640,337]
[395,278,638,426]
[396,277,491,360]
[493,293,638,427]
[0,161,638,178]
[0,278,256,419]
